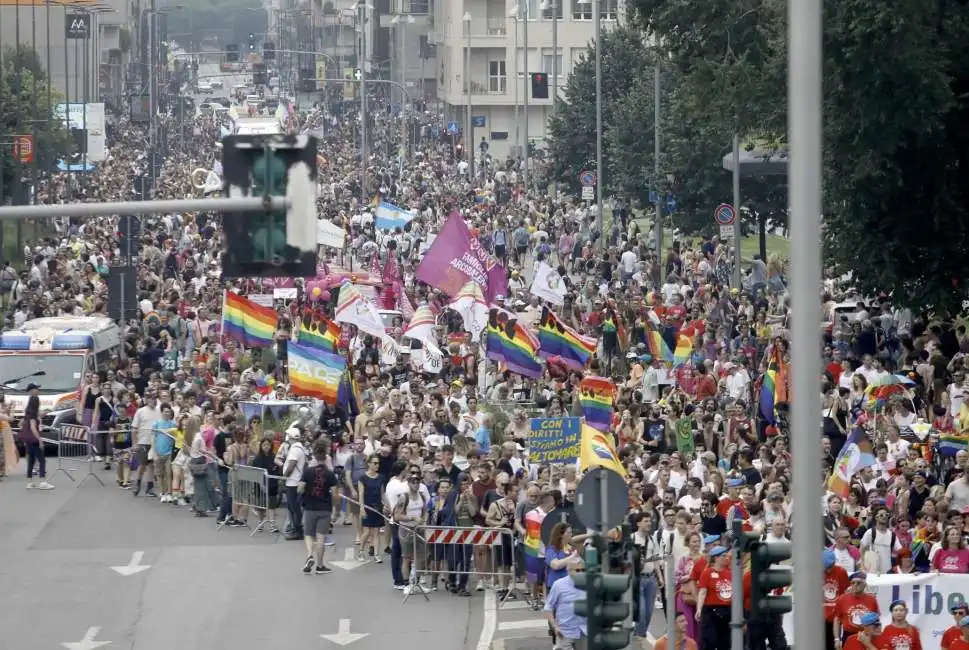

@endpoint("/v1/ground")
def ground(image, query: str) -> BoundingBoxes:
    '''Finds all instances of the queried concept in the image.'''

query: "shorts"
[136,444,152,467]
[399,526,424,557]
[303,510,332,537]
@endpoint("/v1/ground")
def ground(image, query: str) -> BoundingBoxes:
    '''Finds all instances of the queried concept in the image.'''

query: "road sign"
[648,190,659,204]
[471,116,486,128]
[540,507,587,547]
[582,186,594,201]
[575,467,629,531]
[446,121,459,135]
[720,224,735,240]
[579,170,596,187]
[714,203,736,226]
[12,134,34,164]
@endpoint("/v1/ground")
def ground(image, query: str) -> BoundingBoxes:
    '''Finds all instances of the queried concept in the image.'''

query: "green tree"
[546,26,656,198]
[0,45,70,204]
[629,0,969,313]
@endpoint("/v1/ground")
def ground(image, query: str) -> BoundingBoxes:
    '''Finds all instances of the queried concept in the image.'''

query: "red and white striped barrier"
[423,527,503,546]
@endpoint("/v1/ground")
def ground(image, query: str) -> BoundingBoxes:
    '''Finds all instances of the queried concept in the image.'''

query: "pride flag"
[223,291,278,348]
[299,315,340,352]
[485,308,543,378]
[759,345,788,423]
[579,422,627,477]
[287,341,347,403]
[673,333,693,367]
[827,428,875,496]
[646,325,673,363]
[579,375,615,432]
[938,434,969,457]
[523,508,547,583]
[537,306,597,371]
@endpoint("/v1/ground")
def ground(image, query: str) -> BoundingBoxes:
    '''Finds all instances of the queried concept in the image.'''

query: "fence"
[215,464,285,537]
[43,423,105,487]
[405,525,517,605]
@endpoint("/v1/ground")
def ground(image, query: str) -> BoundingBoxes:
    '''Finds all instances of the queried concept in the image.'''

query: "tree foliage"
[0,46,70,204]
[620,0,969,313]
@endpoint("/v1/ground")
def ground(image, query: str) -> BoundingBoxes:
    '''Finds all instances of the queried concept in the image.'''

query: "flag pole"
[218,289,229,381]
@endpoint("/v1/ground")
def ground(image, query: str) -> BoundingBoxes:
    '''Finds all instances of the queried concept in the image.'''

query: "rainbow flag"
[579,375,615,432]
[759,345,788,423]
[223,291,278,348]
[485,308,542,378]
[827,428,875,496]
[523,508,546,582]
[673,333,693,367]
[646,326,673,363]
[537,307,597,371]
[287,341,346,403]
[579,421,627,477]
[938,434,969,457]
[299,316,340,352]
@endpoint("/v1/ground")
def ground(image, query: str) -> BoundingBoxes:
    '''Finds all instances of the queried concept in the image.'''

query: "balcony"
[391,0,429,14]
[465,18,508,44]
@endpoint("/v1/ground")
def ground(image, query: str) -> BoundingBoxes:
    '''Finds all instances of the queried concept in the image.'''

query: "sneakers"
[29,481,54,490]
[324,536,335,547]
[176,498,188,506]
[374,554,383,564]
[314,565,333,575]
[160,494,171,503]
[303,556,315,574]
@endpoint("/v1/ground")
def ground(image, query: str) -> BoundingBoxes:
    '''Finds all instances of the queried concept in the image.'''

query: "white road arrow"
[110,551,151,576]
[329,547,368,571]
[62,626,111,650]
[320,619,368,646]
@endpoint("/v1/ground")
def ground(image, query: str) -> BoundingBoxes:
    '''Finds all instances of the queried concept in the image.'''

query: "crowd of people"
[1,78,969,650]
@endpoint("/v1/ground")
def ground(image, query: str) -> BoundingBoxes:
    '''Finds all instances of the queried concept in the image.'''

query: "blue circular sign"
[579,170,596,187]
[714,203,736,225]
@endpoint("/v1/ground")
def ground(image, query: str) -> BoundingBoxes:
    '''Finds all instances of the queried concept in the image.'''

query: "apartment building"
[0,0,142,111]
[433,0,621,160]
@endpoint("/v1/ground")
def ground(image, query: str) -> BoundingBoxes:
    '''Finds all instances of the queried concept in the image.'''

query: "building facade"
[433,0,621,161]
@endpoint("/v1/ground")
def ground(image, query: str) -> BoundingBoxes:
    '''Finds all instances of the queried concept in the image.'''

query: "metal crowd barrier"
[405,525,517,605]
[215,465,283,537]
[45,424,104,487]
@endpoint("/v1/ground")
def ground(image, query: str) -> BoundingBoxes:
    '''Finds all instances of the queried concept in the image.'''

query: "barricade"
[216,465,282,538]
[46,424,104,486]
[406,525,517,605]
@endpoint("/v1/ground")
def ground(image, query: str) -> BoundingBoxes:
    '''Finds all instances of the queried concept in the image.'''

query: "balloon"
[320,290,331,301]
[311,287,322,298]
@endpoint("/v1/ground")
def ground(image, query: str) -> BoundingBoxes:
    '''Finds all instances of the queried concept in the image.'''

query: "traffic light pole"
[730,519,745,650]
[0,196,289,220]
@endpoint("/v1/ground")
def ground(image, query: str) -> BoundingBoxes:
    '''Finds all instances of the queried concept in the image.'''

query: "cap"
[848,571,867,582]
[703,534,720,546]
[709,546,729,558]
[859,613,881,627]
[25,383,41,391]
[285,427,302,442]
[725,477,745,488]
[951,602,969,613]
[822,549,835,569]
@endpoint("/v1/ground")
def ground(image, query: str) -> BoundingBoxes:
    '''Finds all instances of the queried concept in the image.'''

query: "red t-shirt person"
[877,624,922,650]
[823,565,850,622]
[834,591,881,636]
[698,565,733,607]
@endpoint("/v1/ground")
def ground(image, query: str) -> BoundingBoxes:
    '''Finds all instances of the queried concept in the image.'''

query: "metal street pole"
[148,0,156,183]
[732,132,742,289]
[594,0,603,250]
[359,3,368,204]
[464,15,474,181]
[523,3,529,191]
[550,0,558,199]
[512,13,520,160]
[730,519,745,650]
[0,196,290,220]
[654,57,663,285]
[790,0,824,648]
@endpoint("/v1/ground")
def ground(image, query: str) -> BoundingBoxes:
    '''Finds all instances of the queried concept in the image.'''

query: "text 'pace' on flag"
[286,341,346,404]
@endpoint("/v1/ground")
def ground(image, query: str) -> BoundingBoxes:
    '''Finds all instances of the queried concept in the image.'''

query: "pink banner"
[416,213,508,302]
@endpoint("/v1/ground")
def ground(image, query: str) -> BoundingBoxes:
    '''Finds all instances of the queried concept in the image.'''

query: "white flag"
[334,281,387,339]
[422,344,444,375]
[448,281,489,342]
[530,263,567,306]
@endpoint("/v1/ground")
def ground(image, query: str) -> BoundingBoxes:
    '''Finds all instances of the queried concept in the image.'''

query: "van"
[0,316,124,431]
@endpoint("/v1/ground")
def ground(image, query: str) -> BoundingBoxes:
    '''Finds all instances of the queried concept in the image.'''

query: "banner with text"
[528,417,581,464]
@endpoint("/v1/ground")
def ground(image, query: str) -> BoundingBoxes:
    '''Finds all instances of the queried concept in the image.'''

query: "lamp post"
[508,5,520,160]
[351,1,373,203]
[540,0,558,197]
[522,1,529,191]
[391,14,415,108]
[578,0,602,247]
[463,11,473,181]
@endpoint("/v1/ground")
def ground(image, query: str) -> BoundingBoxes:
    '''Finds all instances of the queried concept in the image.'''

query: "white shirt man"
[283,439,308,488]
[131,399,162,447]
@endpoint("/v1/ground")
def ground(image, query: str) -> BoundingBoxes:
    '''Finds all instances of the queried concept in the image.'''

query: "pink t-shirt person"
[931,548,969,573]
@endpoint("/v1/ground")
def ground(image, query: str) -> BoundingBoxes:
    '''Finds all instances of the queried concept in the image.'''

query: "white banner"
[782,573,967,650]
[530,262,567,306]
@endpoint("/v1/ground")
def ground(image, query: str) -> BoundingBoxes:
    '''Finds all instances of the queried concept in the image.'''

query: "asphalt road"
[0,460,483,650]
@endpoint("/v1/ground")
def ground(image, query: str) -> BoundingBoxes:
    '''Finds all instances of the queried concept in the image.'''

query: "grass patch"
[0,219,54,268]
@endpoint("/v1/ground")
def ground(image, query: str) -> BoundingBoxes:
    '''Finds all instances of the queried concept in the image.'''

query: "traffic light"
[531,72,549,99]
[573,543,632,650]
[263,41,275,60]
[220,135,319,279]
[749,538,793,618]
[253,63,268,86]
[248,33,256,51]
[226,43,239,62]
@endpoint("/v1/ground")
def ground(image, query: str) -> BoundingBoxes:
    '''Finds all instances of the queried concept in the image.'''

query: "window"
[571,0,617,20]
[488,59,507,93]
[541,49,563,80]
[540,0,563,19]
[518,0,538,19]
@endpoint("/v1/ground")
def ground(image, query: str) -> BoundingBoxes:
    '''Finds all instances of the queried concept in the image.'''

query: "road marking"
[62,626,111,650]
[498,600,532,611]
[110,551,151,576]
[498,619,549,631]
[320,618,368,646]
[330,547,367,571]
[475,588,497,650]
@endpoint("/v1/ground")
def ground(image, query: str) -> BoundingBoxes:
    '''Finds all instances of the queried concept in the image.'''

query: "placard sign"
[528,416,581,463]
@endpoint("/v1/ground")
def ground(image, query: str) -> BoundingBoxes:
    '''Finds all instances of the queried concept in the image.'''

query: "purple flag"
[416,212,509,302]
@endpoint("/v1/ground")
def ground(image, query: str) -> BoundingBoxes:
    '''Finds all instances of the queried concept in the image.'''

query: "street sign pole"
[0,196,289,220]
[732,133,742,289]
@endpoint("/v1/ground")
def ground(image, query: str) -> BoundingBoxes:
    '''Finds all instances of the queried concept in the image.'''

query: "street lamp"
[351,1,374,203]
[463,11,474,181]
[577,0,603,246]
[508,5,521,160]
[391,14,415,109]
[540,0,558,197]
